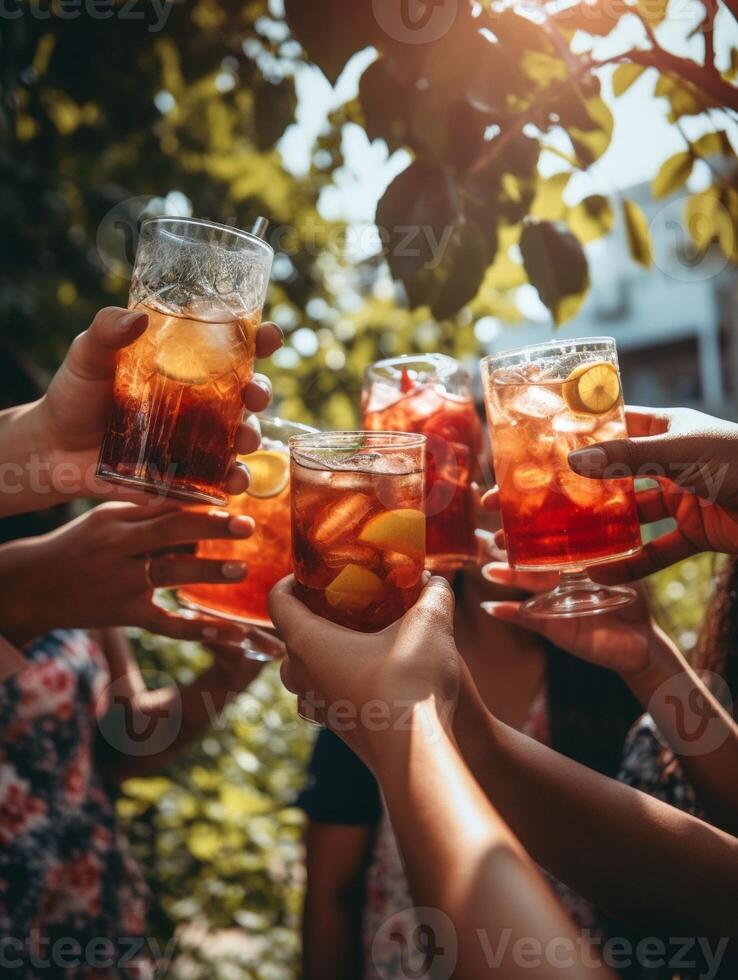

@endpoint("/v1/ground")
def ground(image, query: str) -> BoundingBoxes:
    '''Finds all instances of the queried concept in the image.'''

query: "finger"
[234,415,262,456]
[634,484,672,525]
[129,507,254,552]
[592,530,697,583]
[147,556,247,588]
[255,322,284,359]
[243,374,272,414]
[225,461,251,496]
[481,487,501,511]
[280,657,299,695]
[406,576,456,635]
[481,600,527,625]
[141,605,248,643]
[66,307,149,381]
[493,528,506,549]
[269,575,352,652]
[481,562,557,594]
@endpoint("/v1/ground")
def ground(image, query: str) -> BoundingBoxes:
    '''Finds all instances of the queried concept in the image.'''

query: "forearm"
[373,705,613,980]
[455,676,738,942]
[303,894,363,980]
[626,633,738,834]
[107,666,233,781]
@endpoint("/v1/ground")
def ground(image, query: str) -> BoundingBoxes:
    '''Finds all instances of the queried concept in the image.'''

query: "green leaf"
[376,161,459,283]
[519,220,589,326]
[622,199,653,268]
[567,195,615,243]
[284,0,372,84]
[651,151,694,199]
[612,63,647,97]
[358,58,408,152]
[431,221,491,320]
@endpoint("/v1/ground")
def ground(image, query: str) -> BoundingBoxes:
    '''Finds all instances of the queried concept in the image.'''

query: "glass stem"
[556,569,593,594]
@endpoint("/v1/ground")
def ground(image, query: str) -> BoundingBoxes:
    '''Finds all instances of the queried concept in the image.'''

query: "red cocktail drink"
[363,356,481,571]
[290,432,426,632]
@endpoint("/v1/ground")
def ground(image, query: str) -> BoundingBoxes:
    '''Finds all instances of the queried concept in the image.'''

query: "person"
[0,306,283,518]
[0,345,285,977]
[272,575,738,978]
[273,577,618,980]
[299,553,643,980]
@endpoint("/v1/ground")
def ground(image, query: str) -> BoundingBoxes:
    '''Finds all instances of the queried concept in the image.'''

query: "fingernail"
[568,447,608,473]
[202,626,220,640]
[222,561,247,580]
[208,509,230,519]
[120,310,148,331]
[228,515,253,536]
[481,602,503,616]
[482,565,508,583]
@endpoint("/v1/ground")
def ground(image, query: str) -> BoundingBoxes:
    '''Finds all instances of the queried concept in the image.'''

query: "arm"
[270,577,618,980]
[98,627,271,782]
[303,822,373,980]
[454,666,738,945]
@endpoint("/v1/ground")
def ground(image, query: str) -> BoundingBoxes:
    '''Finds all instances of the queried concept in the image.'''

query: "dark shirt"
[298,728,382,826]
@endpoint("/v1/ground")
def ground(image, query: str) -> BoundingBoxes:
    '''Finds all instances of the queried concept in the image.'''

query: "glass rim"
[256,414,319,437]
[365,352,463,383]
[141,216,274,256]
[289,430,427,452]
[481,336,616,368]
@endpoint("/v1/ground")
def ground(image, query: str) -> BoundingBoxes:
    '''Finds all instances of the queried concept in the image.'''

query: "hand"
[0,501,261,646]
[206,628,285,692]
[269,576,460,768]
[32,306,284,501]
[483,407,738,578]
[480,562,665,678]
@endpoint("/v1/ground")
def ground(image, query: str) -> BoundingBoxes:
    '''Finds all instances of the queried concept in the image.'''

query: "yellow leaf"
[612,64,647,97]
[531,172,570,221]
[652,151,693,199]
[567,195,614,243]
[623,199,653,268]
[637,0,669,24]
[121,777,173,803]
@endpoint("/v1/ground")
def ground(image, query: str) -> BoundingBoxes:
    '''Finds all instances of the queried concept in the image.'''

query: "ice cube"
[508,386,565,420]
[553,413,597,435]
[512,464,551,493]
[383,550,422,590]
[324,543,378,568]
[311,493,374,547]
[555,470,602,509]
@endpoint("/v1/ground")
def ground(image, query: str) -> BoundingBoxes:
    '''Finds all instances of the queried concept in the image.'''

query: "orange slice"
[245,450,289,499]
[563,361,620,416]
[325,564,383,612]
[357,508,426,559]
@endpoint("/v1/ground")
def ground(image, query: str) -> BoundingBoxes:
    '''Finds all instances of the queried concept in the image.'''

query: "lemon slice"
[325,564,383,611]
[358,508,426,559]
[563,361,620,416]
[154,344,210,384]
[245,450,289,499]
[153,321,233,384]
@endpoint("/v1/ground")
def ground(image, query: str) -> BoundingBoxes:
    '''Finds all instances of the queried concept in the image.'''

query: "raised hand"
[6,306,283,513]
[269,575,459,768]
[0,501,261,646]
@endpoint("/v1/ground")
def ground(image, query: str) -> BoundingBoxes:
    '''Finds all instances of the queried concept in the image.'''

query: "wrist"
[623,628,684,703]
[366,699,452,779]
[0,537,59,646]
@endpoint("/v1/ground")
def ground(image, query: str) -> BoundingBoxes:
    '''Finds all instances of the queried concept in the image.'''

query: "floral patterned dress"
[0,630,151,978]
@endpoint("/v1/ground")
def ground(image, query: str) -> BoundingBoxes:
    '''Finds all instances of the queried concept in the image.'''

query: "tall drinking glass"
[482,337,642,618]
[178,416,317,629]
[363,355,482,571]
[290,432,426,632]
[97,217,273,504]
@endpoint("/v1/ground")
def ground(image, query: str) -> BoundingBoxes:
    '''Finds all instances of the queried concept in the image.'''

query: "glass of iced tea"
[178,417,317,637]
[482,337,642,619]
[97,217,273,504]
[290,432,426,632]
[363,355,482,571]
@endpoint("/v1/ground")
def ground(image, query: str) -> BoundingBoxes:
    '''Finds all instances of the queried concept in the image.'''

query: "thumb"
[408,576,456,634]
[66,307,149,381]
[568,434,677,481]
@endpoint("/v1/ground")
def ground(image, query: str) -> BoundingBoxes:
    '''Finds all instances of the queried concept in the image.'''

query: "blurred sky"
[279,3,738,228]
